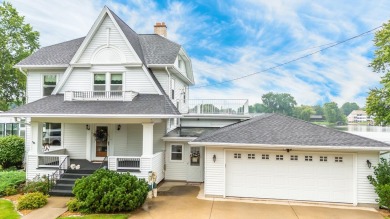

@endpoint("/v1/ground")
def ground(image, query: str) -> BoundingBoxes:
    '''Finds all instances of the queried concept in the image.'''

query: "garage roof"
[193,113,390,148]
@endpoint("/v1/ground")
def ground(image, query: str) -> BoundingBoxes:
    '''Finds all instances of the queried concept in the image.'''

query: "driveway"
[130,185,383,219]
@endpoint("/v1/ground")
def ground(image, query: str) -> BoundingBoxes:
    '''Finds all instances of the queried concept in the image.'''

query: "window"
[320,156,328,162]
[335,156,343,162]
[43,75,57,96]
[262,154,269,160]
[110,74,123,92]
[248,154,255,159]
[305,155,313,161]
[5,123,18,136]
[171,145,183,161]
[42,123,61,146]
[183,88,186,103]
[234,153,241,159]
[94,74,106,91]
[290,155,298,161]
[171,79,175,99]
[0,123,4,137]
[276,155,283,160]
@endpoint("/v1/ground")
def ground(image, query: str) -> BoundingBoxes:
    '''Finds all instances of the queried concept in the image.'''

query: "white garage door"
[226,151,354,203]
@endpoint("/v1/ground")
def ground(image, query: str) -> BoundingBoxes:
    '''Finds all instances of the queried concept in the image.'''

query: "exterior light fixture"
[117,124,121,131]
[86,124,90,130]
[367,160,372,168]
[213,154,216,163]
[286,149,291,153]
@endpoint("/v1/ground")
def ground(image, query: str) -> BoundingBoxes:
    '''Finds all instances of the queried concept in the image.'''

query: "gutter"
[188,142,390,151]
[18,67,27,77]
[0,113,183,119]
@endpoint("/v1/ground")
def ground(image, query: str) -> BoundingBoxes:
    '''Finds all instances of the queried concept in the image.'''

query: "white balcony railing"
[179,99,249,115]
[37,154,69,168]
[64,91,138,101]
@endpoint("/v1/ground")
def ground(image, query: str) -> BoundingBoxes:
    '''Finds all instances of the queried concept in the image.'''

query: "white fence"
[181,99,249,115]
[64,91,138,101]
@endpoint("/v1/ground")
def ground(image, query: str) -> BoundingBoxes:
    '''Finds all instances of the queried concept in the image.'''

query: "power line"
[192,26,382,89]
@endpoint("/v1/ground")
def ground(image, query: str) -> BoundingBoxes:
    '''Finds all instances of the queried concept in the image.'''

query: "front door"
[95,126,108,158]
[187,146,204,182]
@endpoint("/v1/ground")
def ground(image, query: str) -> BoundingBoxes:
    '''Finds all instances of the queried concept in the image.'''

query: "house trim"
[189,142,390,151]
[161,137,197,141]
[0,113,182,118]
[14,65,68,69]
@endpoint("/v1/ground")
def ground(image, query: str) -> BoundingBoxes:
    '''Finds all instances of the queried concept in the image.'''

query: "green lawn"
[0,199,20,219]
[59,214,128,219]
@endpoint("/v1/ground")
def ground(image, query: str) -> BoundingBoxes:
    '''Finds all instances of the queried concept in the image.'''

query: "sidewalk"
[22,197,70,219]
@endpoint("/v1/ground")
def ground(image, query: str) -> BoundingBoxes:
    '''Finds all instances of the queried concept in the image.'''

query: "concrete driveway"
[130,184,383,219]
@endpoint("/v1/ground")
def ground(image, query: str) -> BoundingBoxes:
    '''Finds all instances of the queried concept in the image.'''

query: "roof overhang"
[0,113,182,119]
[182,114,251,119]
[188,142,390,151]
[14,65,68,69]
[161,137,197,142]
[147,64,195,85]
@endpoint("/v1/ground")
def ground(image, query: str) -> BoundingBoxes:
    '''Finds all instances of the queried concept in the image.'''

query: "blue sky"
[8,0,390,106]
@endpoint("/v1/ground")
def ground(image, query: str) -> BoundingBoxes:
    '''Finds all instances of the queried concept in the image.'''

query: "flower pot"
[153,188,158,197]
[147,191,153,199]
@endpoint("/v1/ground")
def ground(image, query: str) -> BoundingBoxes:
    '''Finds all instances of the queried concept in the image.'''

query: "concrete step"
[52,183,73,190]
[61,173,90,179]
[49,189,74,197]
[66,169,96,174]
[56,178,76,184]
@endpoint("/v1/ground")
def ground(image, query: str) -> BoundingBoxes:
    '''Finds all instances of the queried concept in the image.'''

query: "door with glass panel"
[95,126,108,158]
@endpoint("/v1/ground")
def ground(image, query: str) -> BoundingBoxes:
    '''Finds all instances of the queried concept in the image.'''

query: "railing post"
[244,100,249,114]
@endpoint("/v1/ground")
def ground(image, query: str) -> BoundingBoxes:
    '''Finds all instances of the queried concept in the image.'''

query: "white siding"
[125,68,158,94]
[26,155,56,180]
[113,124,128,156]
[165,142,189,181]
[25,118,32,153]
[152,152,165,183]
[172,74,188,113]
[204,147,225,196]
[153,121,166,153]
[77,15,138,64]
[357,151,379,204]
[63,124,87,159]
[153,70,169,94]
[127,124,143,156]
[26,73,42,103]
[60,69,91,93]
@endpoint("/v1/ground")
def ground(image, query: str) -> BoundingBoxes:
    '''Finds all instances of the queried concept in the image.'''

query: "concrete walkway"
[131,183,383,219]
[22,197,70,219]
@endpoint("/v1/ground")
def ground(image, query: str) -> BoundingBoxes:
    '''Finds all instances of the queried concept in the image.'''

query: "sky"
[6,0,390,107]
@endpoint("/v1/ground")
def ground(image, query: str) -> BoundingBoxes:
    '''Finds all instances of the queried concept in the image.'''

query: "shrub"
[0,136,25,168]
[23,175,50,195]
[67,198,82,212]
[368,158,390,208]
[0,171,26,196]
[71,169,148,213]
[4,186,18,196]
[17,192,48,210]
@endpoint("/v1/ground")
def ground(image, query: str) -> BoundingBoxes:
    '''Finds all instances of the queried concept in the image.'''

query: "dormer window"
[110,74,122,92]
[94,74,106,91]
[43,75,57,96]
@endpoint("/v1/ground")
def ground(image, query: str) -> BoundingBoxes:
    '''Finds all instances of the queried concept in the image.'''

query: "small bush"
[71,169,148,213]
[66,198,82,212]
[0,171,26,196]
[23,175,50,195]
[0,135,25,168]
[368,158,390,208]
[4,186,18,196]
[17,192,48,210]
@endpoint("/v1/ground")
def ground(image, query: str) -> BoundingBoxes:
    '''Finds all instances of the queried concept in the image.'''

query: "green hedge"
[0,135,25,168]
[68,169,148,213]
[17,192,48,210]
[0,171,25,196]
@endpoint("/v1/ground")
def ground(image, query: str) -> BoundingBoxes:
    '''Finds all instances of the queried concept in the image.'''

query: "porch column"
[30,122,43,155]
[142,123,154,156]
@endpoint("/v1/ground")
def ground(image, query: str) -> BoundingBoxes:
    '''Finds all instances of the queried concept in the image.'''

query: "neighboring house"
[309,114,324,122]
[347,110,374,124]
[0,113,25,138]
[1,6,388,207]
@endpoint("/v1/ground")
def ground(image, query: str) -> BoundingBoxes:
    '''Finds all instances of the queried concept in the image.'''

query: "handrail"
[48,156,69,193]
[99,156,108,169]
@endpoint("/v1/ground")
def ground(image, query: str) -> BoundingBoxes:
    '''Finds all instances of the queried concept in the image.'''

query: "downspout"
[19,67,27,77]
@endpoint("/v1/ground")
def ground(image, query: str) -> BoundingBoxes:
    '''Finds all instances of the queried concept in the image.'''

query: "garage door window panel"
[248,154,255,159]
[171,145,183,161]
[335,156,343,162]
[276,155,283,160]
[320,156,328,162]
[305,155,313,161]
[234,153,241,159]
[290,155,298,161]
[262,154,269,160]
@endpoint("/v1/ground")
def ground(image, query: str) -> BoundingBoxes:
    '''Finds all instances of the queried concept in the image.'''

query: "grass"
[0,199,20,219]
[59,214,128,219]
[0,171,26,196]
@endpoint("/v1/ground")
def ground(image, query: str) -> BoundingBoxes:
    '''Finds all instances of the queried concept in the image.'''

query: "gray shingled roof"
[17,9,181,66]
[6,94,180,115]
[17,37,85,66]
[194,114,390,148]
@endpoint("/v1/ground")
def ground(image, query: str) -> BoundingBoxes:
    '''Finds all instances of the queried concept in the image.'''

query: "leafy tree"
[323,102,345,124]
[261,92,297,116]
[367,158,390,208]
[312,105,324,115]
[366,20,390,125]
[340,102,360,116]
[0,2,39,111]
[293,105,315,121]
[249,103,267,113]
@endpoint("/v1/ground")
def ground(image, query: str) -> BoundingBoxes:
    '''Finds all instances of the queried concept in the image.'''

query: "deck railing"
[38,154,69,168]
[64,91,138,101]
[179,99,249,115]
[115,157,141,170]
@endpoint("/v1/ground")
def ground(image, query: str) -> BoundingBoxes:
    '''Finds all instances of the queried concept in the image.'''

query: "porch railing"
[179,99,249,115]
[64,91,138,101]
[116,157,141,170]
[38,155,69,168]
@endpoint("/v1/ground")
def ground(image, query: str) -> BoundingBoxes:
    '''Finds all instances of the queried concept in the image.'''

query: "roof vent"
[154,22,167,38]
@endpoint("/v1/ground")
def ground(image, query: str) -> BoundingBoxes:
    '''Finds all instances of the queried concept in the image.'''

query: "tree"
[0,2,39,111]
[293,105,315,121]
[323,102,345,124]
[249,103,267,113]
[261,92,297,116]
[366,20,390,125]
[340,102,360,116]
[312,105,324,115]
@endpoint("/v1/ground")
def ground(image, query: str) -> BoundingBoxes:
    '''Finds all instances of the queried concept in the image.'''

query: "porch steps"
[49,171,94,197]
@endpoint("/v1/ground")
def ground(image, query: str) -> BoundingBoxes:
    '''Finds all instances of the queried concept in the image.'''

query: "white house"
[2,6,389,206]
[347,110,374,123]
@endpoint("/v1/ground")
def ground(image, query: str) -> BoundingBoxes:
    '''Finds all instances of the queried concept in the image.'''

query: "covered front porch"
[26,117,168,183]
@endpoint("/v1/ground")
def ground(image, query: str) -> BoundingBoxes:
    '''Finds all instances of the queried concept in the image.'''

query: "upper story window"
[43,75,57,96]
[110,74,122,92]
[171,79,175,99]
[94,74,106,91]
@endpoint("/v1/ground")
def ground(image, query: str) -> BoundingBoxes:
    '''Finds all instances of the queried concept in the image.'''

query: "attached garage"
[191,114,390,206]
[225,150,354,203]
